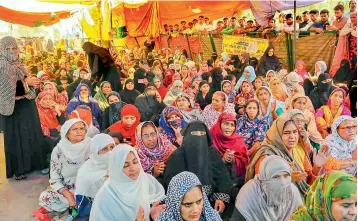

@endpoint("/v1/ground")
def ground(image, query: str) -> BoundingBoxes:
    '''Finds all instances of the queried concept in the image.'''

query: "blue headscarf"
[159,106,188,144]
[235,66,256,92]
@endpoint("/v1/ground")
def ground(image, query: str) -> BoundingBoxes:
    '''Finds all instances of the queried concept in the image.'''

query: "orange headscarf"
[269,77,288,102]
[68,108,93,127]
[36,92,60,135]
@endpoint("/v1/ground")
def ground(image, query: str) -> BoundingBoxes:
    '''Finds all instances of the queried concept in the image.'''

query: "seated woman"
[221,80,237,103]
[284,83,314,113]
[153,76,168,100]
[164,121,232,216]
[136,121,177,181]
[294,60,308,82]
[196,80,213,111]
[156,172,222,221]
[315,88,351,138]
[75,134,115,219]
[232,156,302,221]
[89,144,166,221]
[175,92,202,123]
[100,91,126,131]
[108,131,124,145]
[237,80,255,102]
[163,80,184,106]
[309,73,334,110]
[269,76,288,102]
[106,104,140,146]
[66,84,101,123]
[304,60,327,96]
[258,46,281,76]
[234,66,256,92]
[253,76,266,90]
[237,99,270,155]
[256,86,285,125]
[34,119,90,220]
[93,81,112,112]
[246,117,329,196]
[68,106,100,138]
[119,79,140,105]
[292,171,357,221]
[202,91,236,130]
[42,81,68,114]
[158,106,188,145]
[323,116,357,175]
[210,112,248,195]
[265,70,276,84]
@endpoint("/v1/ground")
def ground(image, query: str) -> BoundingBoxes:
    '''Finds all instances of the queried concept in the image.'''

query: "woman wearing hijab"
[315,88,351,138]
[233,156,302,221]
[133,68,147,93]
[304,60,328,96]
[237,80,255,102]
[196,80,213,111]
[221,80,237,103]
[294,60,308,81]
[284,83,314,113]
[258,46,281,76]
[34,119,90,220]
[269,77,288,102]
[175,92,202,123]
[284,72,303,91]
[210,67,224,93]
[323,116,357,175]
[66,83,101,122]
[158,106,188,145]
[42,81,68,114]
[156,172,222,221]
[164,121,232,215]
[333,59,354,85]
[237,99,270,155]
[89,144,166,221]
[265,70,276,84]
[162,69,175,88]
[253,76,266,90]
[75,134,115,219]
[100,91,126,131]
[292,171,357,221]
[106,104,140,146]
[256,86,285,125]
[202,91,236,130]
[153,76,168,100]
[93,81,112,111]
[119,79,141,105]
[68,106,100,138]
[309,73,335,110]
[0,36,45,180]
[234,66,256,92]
[163,80,184,106]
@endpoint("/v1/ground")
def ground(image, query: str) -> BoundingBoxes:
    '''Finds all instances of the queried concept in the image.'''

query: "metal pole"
[292,0,297,71]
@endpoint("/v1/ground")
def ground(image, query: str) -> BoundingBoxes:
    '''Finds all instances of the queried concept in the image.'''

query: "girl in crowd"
[304,61,328,96]
[175,93,202,123]
[136,121,177,181]
[233,156,302,221]
[202,91,236,129]
[93,81,112,111]
[255,86,285,125]
[90,144,166,221]
[269,76,288,102]
[196,80,213,111]
[292,171,357,221]
[75,134,115,219]
[180,65,192,87]
[253,76,265,90]
[42,81,68,114]
[66,84,102,122]
[156,172,222,221]
[107,104,140,146]
[234,66,256,92]
[294,60,308,81]
[221,80,237,103]
[153,76,168,100]
[237,99,270,155]
[315,88,351,138]
[164,121,232,215]
[119,79,141,105]
[237,80,255,102]
[68,106,100,138]
[158,106,188,145]
[258,46,281,76]
[100,91,126,130]
[265,70,276,83]
[164,80,184,106]
[34,119,90,220]
[323,116,357,175]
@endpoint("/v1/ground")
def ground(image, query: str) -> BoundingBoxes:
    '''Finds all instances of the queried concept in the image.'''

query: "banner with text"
[222,35,269,58]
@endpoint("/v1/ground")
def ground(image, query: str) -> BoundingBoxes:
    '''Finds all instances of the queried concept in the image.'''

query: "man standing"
[331,4,348,30]
[299,11,310,28]
[310,9,330,34]
[301,9,319,31]
[340,12,357,67]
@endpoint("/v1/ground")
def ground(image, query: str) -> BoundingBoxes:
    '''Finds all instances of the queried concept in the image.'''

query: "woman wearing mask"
[120,79,141,105]
[304,61,328,96]
[175,93,202,123]
[158,106,187,145]
[163,80,184,106]
[93,81,112,111]
[100,91,126,131]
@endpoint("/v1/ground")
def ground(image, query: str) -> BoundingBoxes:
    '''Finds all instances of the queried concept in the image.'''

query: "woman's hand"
[291,171,308,182]
[298,127,309,143]
[313,145,330,168]
[222,150,234,163]
[136,206,145,221]
[150,202,166,220]
[25,76,40,87]
[155,92,162,103]
[153,161,166,177]
[62,189,76,207]
[214,200,225,213]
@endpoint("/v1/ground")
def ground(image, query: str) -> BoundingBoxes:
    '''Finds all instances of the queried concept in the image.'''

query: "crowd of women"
[0,34,356,221]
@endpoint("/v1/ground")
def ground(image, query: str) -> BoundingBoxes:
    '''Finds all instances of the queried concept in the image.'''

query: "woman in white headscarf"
[90,144,166,221]
[303,60,327,96]
[75,133,115,219]
[232,155,302,221]
[163,80,184,106]
[33,119,90,220]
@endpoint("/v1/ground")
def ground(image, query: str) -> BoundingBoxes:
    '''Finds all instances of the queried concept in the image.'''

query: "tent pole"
[292,0,297,71]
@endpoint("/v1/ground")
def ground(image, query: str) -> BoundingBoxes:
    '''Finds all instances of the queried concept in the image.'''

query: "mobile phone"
[304,123,307,130]
[168,120,180,129]
[125,138,132,143]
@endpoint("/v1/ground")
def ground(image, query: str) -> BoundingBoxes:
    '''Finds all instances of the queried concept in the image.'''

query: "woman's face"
[331,195,357,221]
[244,70,250,78]
[296,64,304,71]
[291,114,306,130]
[218,63,224,69]
[241,82,250,94]
[331,91,344,107]
[180,186,204,221]
[141,125,158,149]
[200,84,210,94]
[257,88,270,104]
[176,97,191,110]
[108,95,120,104]
[268,48,274,56]
[290,86,299,96]
[154,68,163,78]
[201,63,208,72]
[39,94,54,109]
[212,94,225,111]
[337,120,357,142]
[80,86,89,99]
[122,152,140,180]
[293,97,307,111]
[315,64,320,73]
[168,114,181,121]
[181,66,189,78]
[60,69,67,76]
[122,115,136,128]
[221,120,236,137]
[154,78,161,88]
[126,82,134,91]
[67,122,87,143]
[43,84,55,95]
[246,101,258,120]
[231,76,236,87]
[102,83,112,95]
[254,78,262,89]
[191,67,198,75]
[281,122,299,150]
[222,82,232,94]
[98,143,115,155]
[266,72,274,82]
[174,84,183,92]
[163,63,168,70]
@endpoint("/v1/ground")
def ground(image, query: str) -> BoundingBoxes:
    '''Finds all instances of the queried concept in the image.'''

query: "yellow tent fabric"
[36,0,98,5]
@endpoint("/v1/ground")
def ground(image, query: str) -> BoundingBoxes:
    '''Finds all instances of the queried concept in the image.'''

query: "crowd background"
[0,1,357,221]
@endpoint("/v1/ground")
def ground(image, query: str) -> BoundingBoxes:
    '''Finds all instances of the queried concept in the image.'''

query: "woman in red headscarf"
[106,104,140,146]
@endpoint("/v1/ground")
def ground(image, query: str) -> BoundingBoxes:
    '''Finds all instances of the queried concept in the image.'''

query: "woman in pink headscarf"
[294,60,308,83]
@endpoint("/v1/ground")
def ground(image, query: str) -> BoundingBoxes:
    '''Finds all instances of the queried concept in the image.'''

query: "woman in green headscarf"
[292,171,357,221]
[94,81,112,111]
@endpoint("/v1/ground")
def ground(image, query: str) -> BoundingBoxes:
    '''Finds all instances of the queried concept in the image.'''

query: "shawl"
[93,81,110,111]
[68,108,100,138]
[89,145,166,221]
[136,121,176,174]
[57,118,91,163]
[324,116,357,175]
[119,79,140,105]
[36,91,59,136]
[294,60,308,80]
[158,106,188,144]
[269,77,288,102]
[292,171,357,221]
[107,91,126,125]
[108,104,140,146]
[75,134,115,198]
[162,69,175,88]
[237,80,255,102]
[285,72,303,90]
[259,46,281,75]
[221,80,236,103]
[235,66,256,91]
[163,80,184,106]
[210,112,248,176]
[0,36,29,116]
[236,156,302,221]
[245,117,310,196]
[256,86,285,125]
[156,172,222,221]
[153,76,168,99]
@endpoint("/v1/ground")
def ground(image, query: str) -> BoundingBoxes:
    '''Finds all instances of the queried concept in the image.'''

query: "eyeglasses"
[338,126,357,131]
[142,132,157,140]
[293,118,305,123]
